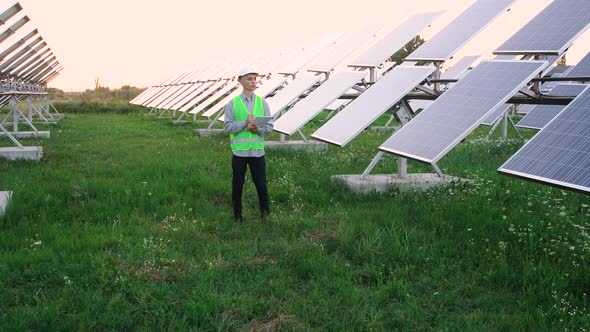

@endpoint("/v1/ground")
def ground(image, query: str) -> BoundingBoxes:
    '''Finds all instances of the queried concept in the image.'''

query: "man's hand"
[247,121,258,133]
[246,114,255,124]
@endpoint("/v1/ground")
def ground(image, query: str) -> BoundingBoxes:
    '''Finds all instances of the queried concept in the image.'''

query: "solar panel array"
[268,76,320,118]
[200,75,288,118]
[495,0,590,55]
[440,55,481,80]
[0,3,62,92]
[307,23,384,74]
[273,71,366,135]
[0,2,63,160]
[312,65,435,146]
[517,84,587,130]
[127,0,590,196]
[379,60,547,163]
[348,12,442,68]
[499,86,590,193]
[406,0,515,61]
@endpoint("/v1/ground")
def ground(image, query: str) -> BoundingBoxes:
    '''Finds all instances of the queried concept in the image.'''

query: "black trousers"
[232,155,269,220]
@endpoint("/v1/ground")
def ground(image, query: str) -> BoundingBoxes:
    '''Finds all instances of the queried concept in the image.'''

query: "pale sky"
[4,0,590,91]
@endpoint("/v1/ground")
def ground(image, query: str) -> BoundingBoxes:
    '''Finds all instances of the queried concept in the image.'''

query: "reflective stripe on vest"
[230,95,265,151]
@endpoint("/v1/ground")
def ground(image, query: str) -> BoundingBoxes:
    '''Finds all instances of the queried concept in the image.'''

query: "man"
[223,67,273,223]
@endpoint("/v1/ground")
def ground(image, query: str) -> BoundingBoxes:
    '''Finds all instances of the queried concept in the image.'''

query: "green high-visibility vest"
[230,95,265,151]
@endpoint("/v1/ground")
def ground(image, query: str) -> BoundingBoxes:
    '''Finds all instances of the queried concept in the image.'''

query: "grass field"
[1,109,589,330]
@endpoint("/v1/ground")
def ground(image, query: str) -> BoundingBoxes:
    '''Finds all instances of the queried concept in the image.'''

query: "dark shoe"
[261,212,269,223]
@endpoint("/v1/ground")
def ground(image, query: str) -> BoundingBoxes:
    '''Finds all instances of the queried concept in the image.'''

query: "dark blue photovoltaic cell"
[495,0,590,55]
[517,84,587,130]
[407,0,515,61]
[499,86,590,193]
[379,60,547,163]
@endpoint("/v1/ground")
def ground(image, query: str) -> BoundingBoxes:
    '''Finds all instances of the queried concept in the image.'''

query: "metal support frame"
[207,109,224,129]
[0,95,34,147]
[432,163,444,177]
[362,101,417,178]
[0,95,40,133]
[172,110,190,124]
[37,95,61,120]
[415,85,437,97]
[368,67,376,83]
[432,62,442,93]
[25,95,53,123]
[297,129,308,142]
[486,106,523,140]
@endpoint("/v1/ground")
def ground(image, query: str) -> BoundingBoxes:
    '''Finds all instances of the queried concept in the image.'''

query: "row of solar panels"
[0,2,62,96]
[131,0,590,194]
[0,2,63,161]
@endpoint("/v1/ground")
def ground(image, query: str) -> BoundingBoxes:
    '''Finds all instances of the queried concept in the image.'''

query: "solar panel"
[348,12,443,68]
[307,23,384,74]
[495,0,590,55]
[268,76,321,117]
[273,72,366,135]
[517,104,535,115]
[375,61,397,79]
[141,73,191,106]
[182,81,226,108]
[168,69,221,110]
[517,84,587,130]
[499,86,590,193]
[189,82,239,115]
[406,0,515,61]
[200,75,288,118]
[149,84,190,109]
[566,51,590,78]
[172,83,210,112]
[458,56,558,125]
[277,36,339,75]
[494,54,517,60]
[379,60,547,163]
[440,55,481,79]
[177,82,218,113]
[480,104,512,126]
[162,81,203,110]
[311,65,435,146]
[326,99,351,110]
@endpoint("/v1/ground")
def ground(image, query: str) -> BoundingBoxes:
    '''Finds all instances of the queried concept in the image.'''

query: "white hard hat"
[238,67,258,78]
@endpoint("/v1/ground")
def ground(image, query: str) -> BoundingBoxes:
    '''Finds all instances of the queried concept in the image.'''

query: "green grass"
[1,110,589,330]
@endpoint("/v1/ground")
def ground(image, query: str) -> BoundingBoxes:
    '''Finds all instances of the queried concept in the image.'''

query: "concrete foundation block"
[0,131,50,139]
[0,146,43,160]
[266,140,328,151]
[195,129,225,137]
[331,173,469,194]
[0,191,12,216]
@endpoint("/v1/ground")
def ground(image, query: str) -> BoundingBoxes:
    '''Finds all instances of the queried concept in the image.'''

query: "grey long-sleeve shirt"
[223,93,274,157]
